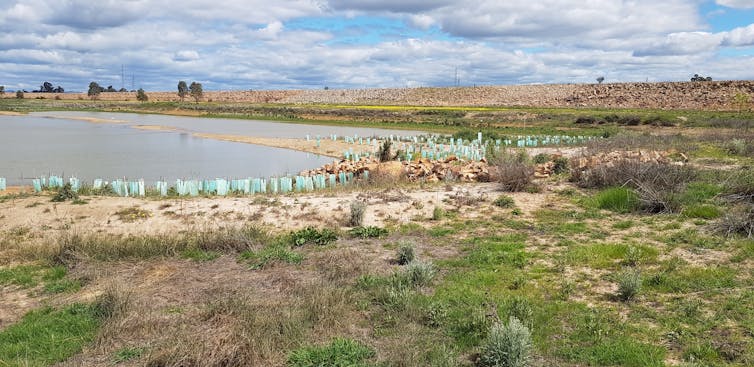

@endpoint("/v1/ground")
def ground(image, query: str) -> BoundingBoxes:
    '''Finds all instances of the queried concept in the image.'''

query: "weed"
[478,317,532,367]
[622,245,642,266]
[714,203,754,238]
[616,269,642,301]
[114,206,152,222]
[396,242,416,265]
[349,226,388,239]
[112,347,145,363]
[290,227,338,246]
[510,274,527,290]
[287,338,375,367]
[612,220,635,230]
[181,248,220,262]
[349,200,367,226]
[552,156,570,174]
[493,195,516,208]
[240,245,303,269]
[682,204,721,219]
[433,205,446,220]
[51,183,79,202]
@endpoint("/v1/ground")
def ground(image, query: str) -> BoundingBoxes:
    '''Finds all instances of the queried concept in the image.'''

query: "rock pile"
[573,150,687,171]
[301,156,493,183]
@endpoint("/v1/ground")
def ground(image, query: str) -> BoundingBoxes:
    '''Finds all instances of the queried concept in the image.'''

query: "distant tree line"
[34,81,64,93]
[691,74,713,82]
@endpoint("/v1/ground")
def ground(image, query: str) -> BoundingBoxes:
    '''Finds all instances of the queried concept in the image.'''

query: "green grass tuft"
[287,337,375,367]
[594,187,640,213]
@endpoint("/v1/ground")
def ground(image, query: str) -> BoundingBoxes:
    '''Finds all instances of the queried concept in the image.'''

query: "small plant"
[533,153,550,164]
[479,316,532,367]
[552,156,570,175]
[432,205,445,220]
[290,227,338,246]
[240,245,303,269]
[114,207,152,222]
[493,195,516,208]
[623,245,641,266]
[396,242,416,265]
[112,347,145,363]
[349,226,388,239]
[510,274,527,290]
[51,183,79,202]
[507,297,533,326]
[404,260,436,287]
[494,150,535,192]
[378,140,393,162]
[288,338,375,367]
[349,200,367,227]
[16,90,24,99]
[616,268,642,302]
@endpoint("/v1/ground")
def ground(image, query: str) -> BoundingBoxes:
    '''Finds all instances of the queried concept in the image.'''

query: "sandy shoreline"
[0,111,25,116]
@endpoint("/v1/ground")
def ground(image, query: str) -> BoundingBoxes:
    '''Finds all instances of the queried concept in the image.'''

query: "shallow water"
[1,112,423,185]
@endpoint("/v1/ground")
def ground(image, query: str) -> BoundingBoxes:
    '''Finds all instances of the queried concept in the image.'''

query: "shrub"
[349,200,366,227]
[533,153,550,164]
[396,242,416,265]
[552,157,569,174]
[478,317,532,367]
[51,183,79,202]
[594,187,640,213]
[494,150,535,192]
[573,159,696,213]
[288,338,375,367]
[714,204,754,238]
[378,140,393,162]
[290,227,338,247]
[349,226,388,239]
[403,260,436,287]
[616,269,642,301]
[493,195,516,208]
[15,90,24,99]
[432,206,445,220]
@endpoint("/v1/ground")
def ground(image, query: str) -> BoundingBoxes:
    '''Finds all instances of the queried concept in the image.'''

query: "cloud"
[716,0,754,9]
[174,50,200,62]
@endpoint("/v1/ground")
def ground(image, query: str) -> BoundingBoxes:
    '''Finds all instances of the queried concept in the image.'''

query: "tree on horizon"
[87,82,103,100]
[136,88,148,102]
[177,81,188,102]
[189,82,203,103]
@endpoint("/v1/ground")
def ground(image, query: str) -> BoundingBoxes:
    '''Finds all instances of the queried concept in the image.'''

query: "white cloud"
[716,0,754,9]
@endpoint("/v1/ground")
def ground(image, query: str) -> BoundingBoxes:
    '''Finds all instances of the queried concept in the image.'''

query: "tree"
[88,82,103,100]
[136,88,148,102]
[177,81,188,102]
[53,86,64,93]
[0,86,5,96]
[189,82,203,103]
[691,74,713,82]
[16,90,24,99]
[118,88,127,92]
[105,85,116,92]
[39,81,53,93]
[596,76,605,84]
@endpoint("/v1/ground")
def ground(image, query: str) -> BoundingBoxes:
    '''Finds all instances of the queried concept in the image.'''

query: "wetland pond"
[0,111,423,185]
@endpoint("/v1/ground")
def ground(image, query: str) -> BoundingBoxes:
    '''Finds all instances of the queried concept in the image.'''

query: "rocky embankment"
[8,81,753,110]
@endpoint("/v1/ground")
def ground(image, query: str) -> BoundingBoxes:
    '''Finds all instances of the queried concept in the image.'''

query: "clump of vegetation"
[616,269,642,301]
[51,183,79,202]
[114,206,152,222]
[290,227,338,247]
[533,153,550,164]
[594,187,640,213]
[715,204,754,238]
[349,200,367,227]
[287,338,375,367]
[136,88,148,102]
[478,316,532,367]
[240,245,303,269]
[432,205,445,220]
[403,260,436,287]
[378,140,394,162]
[349,226,388,239]
[552,156,569,174]
[493,150,536,192]
[396,241,415,265]
[493,194,516,208]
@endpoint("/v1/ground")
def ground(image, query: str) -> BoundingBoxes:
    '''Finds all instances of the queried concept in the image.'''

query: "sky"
[1,0,753,92]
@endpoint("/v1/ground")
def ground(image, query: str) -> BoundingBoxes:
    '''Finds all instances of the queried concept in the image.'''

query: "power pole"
[121,64,125,90]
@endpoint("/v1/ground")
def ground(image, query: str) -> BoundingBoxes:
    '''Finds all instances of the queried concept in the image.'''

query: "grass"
[240,245,304,269]
[0,304,101,366]
[287,338,375,367]
[594,187,640,213]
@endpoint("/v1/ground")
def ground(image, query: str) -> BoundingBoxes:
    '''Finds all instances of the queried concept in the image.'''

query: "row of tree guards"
[325,133,595,162]
[0,132,597,195]
[20,172,367,197]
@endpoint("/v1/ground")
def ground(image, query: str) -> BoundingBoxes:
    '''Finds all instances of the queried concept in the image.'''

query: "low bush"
[714,204,754,238]
[552,156,570,174]
[432,206,445,220]
[478,317,532,367]
[494,150,536,192]
[349,226,388,239]
[349,200,367,227]
[533,153,550,164]
[290,227,338,247]
[396,242,416,265]
[616,269,642,301]
[493,195,516,208]
[51,183,79,202]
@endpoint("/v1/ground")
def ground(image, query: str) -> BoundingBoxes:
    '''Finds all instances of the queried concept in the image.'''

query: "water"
[0,112,424,186]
